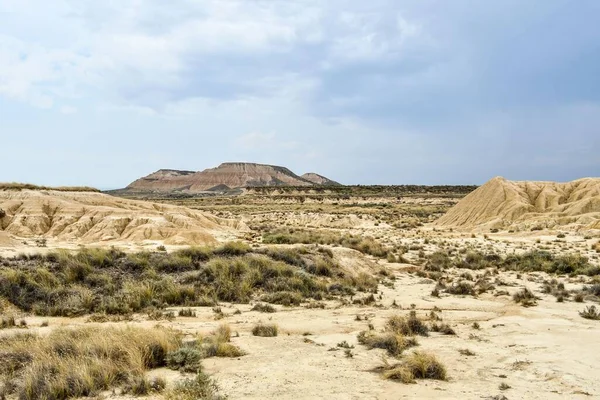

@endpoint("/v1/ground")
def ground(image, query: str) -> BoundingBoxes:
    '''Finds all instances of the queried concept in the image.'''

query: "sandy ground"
[5,264,598,400]
[1,189,599,399]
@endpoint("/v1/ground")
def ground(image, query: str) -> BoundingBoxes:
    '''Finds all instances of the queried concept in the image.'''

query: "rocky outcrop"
[0,189,244,246]
[301,173,340,186]
[434,176,600,231]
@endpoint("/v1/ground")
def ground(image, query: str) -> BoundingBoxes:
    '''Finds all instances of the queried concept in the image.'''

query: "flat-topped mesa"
[434,176,600,231]
[124,162,339,193]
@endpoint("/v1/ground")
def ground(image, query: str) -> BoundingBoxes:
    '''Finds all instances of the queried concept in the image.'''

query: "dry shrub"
[164,372,225,400]
[579,305,600,320]
[252,323,278,337]
[1,326,180,400]
[513,287,538,307]
[381,351,447,383]
[386,312,429,337]
[357,331,417,357]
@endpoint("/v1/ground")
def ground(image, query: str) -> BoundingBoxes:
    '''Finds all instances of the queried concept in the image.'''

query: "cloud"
[0,0,598,187]
[234,132,298,151]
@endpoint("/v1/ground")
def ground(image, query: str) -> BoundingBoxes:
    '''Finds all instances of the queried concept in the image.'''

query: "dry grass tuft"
[579,305,600,320]
[357,331,418,357]
[252,323,278,337]
[0,326,180,399]
[386,312,429,337]
[380,351,447,383]
[513,287,538,307]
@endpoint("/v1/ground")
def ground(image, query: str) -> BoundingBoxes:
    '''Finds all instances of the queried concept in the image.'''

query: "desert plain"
[0,171,599,400]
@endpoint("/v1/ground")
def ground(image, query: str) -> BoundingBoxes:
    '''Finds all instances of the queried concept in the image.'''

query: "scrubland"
[1,186,599,399]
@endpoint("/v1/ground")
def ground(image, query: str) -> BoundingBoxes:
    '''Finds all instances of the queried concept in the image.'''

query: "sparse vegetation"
[0,244,377,316]
[513,288,538,307]
[579,305,600,320]
[262,228,391,258]
[252,323,279,337]
[0,326,180,399]
[380,351,447,383]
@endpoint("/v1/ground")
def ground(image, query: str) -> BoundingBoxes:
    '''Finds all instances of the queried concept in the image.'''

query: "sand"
[435,177,600,231]
[0,189,245,249]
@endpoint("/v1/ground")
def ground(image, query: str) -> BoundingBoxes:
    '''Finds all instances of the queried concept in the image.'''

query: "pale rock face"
[301,173,340,186]
[0,189,245,246]
[125,162,338,193]
[434,176,600,230]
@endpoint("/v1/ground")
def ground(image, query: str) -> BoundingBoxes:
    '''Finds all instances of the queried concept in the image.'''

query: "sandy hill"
[123,162,338,193]
[301,173,340,186]
[0,189,244,247]
[434,176,600,231]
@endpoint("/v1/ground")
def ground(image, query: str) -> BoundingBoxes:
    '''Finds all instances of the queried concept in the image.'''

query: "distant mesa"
[434,176,600,231]
[121,162,340,194]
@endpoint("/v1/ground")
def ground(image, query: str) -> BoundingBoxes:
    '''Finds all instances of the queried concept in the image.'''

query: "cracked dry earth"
[20,265,598,400]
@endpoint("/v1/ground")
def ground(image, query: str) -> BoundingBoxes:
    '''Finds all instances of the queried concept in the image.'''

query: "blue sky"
[1,0,599,188]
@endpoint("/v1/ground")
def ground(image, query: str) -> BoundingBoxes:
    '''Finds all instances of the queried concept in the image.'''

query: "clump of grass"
[430,322,456,335]
[445,281,475,296]
[458,348,476,356]
[386,312,429,337]
[179,308,197,317]
[579,305,600,320]
[252,323,278,337]
[357,331,418,357]
[251,303,276,313]
[122,376,166,395]
[1,326,180,400]
[380,351,447,383]
[513,288,538,307]
[1,315,16,329]
[167,346,204,372]
[164,372,225,400]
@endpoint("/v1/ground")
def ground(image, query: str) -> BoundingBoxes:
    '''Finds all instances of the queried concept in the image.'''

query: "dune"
[434,176,600,230]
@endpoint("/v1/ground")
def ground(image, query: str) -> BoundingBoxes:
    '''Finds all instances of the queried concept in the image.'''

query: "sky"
[1,0,599,188]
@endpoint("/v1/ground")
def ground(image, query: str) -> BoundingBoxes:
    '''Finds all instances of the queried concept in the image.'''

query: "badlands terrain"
[0,174,599,400]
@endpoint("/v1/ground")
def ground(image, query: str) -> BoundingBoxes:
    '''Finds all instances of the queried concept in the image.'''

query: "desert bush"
[386,312,429,337]
[251,303,276,313]
[445,281,475,296]
[164,372,225,400]
[513,288,538,307]
[179,308,197,317]
[357,331,418,357]
[430,322,456,335]
[166,346,204,372]
[458,348,476,356]
[0,326,180,400]
[260,291,303,306]
[381,351,447,383]
[579,305,600,320]
[252,323,278,337]
[424,251,452,271]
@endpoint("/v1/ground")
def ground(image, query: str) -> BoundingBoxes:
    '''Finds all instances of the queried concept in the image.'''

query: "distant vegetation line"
[0,182,100,192]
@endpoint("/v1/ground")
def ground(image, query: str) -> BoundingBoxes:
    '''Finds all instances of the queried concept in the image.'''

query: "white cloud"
[235,132,298,151]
